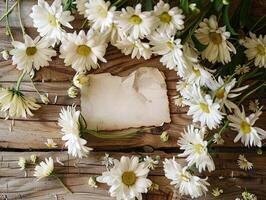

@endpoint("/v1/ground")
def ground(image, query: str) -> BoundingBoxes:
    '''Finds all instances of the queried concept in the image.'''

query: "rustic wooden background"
[1,0,266,199]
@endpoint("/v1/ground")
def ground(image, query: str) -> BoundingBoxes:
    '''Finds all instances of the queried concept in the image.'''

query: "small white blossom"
[238,154,253,171]
[18,157,26,170]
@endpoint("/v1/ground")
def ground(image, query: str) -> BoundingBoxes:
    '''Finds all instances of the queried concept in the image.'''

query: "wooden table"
[0,1,266,199]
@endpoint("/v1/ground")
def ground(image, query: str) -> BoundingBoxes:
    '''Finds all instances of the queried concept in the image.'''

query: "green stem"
[29,75,42,96]
[5,0,14,41]
[17,0,25,35]
[80,19,88,29]
[111,0,124,7]
[238,83,266,105]
[54,175,72,194]
[0,1,18,22]
[16,70,26,91]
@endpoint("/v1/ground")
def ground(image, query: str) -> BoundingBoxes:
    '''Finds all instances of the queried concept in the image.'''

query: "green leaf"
[144,0,153,11]
[62,0,76,11]
[191,35,207,52]
[239,0,251,27]
[180,0,189,13]
[223,5,238,35]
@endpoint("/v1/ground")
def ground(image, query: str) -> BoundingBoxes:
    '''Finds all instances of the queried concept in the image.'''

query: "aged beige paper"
[81,67,171,130]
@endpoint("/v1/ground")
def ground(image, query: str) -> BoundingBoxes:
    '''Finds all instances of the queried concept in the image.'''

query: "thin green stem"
[238,83,266,105]
[29,75,42,96]
[111,0,124,7]
[54,175,72,194]
[5,0,14,41]
[17,0,25,35]
[80,19,88,29]
[16,70,26,91]
[0,1,18,22]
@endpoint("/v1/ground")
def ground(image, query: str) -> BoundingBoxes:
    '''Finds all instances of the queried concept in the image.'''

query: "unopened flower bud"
[30,154,37,163]
[73,73,89,89]
[68,86,79,98]
[189,3,200,14]
[40,94,50,104]
[1,49,10,60]
[88,176,98,188]
[160,131,169,143]
[18,157,26,170]
[222,0,229,5]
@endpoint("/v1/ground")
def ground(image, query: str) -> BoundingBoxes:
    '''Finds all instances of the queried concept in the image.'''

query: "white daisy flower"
[97,156,152,200]
[153,0,185,35]
[30,0,74,44]
[249,99,260,112]
[228,106,266,147]
[144,156,159,170]
[85,0,116,32]
[237,154,253,171]
[163,157,209,199]
[176,80,193,100]
[73,72,90,89]
[58,105,93,158]
[243,32,266,68]
[173,95,185,107]
[117,4,155,39]
[75,0,88,16]
[60,30,107,72]
[115,37,152,60]
[104,22,124,45]
[184,86,223,130]
[195,15,236,64]
[0,88,40,119]
[209,77,248,112]
[88,176,98,188]
[34,157,54,180]
[45,138,57,149]
[150,31,184,70]
[10,34,56,73]
[18,157,26,170]
[213,133,225,145]
[177,125,215,172]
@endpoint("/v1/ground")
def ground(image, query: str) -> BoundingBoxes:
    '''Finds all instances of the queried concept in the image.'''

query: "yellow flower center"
[48,13,58,27]
[26,47,37,56]
[122,171,137,186]
[130,15,142,25]
[181,173,190,182]
[192,67,201,77]
[194,143,204,154]
[200,103,210,113]
[209,32,223,45]
[47,144,52,148]
[159,12,172,23]
[96,6,108,18]
[257,44,265,56]
[240,121,251,134]
[216,87,225,99]
[76,45,91,56]
[167,41,174,49]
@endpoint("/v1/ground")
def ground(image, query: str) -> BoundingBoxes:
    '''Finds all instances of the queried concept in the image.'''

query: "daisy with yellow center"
[59,30,107,72]
[153,0,185,35]
[184,86,223,130]
[243,32,266,68]
[195,15,236,64]
[178,125,215,173]
[163,157,210,199]
[97,156,152,200]
[45,139,57,149]
[228,106,266,147]
[30,0,74,44]
[117,4,155,39]
[10,34,56,73]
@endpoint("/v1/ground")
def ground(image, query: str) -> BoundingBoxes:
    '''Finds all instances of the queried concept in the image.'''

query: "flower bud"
[160,131,169,143]
[73,73,89,89]
[1,49,10,60]
[18,157,26,170]
[68,86,79,98]
[189,3,200,14]
[40,94,50,104]
[88,176,98,188]
[30,154,37,163]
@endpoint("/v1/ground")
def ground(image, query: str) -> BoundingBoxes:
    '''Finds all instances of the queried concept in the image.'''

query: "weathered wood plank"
[0,151,266,200]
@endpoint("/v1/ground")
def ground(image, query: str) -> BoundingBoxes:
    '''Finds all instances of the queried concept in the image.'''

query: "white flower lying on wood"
[237,154,253,171]
[34,157,54,180]
[75,0,88,16]
[58,105,93,158]
[45,138,57,149]
[178,125,215,173]
[60,30,107,72]
[0,88,40,119]
[228,106,266,147]
[30,0,74,44]
[18,157,27,170]
[10,34,56,73]
[163,157,209,199]
[195,15,236,64]
[97,156,152,200]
